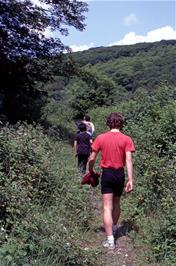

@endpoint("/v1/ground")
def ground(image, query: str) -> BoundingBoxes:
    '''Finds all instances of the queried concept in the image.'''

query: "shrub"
[0,124,100,265]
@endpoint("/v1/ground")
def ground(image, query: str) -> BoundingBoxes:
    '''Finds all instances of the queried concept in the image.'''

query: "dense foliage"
[46,40,176,119]
[0,0,87,123]
[0,124,99,265]
[89,86,176,265]
[69,68,116,118]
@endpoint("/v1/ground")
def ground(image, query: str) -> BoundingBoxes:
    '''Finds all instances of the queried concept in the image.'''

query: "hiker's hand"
[125,180,133,193]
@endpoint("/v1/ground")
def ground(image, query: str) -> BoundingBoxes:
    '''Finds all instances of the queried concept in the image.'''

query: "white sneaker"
[102,240,115,250]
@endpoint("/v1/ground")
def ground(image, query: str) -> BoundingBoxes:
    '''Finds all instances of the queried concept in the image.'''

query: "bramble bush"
[0,123,99,265]
[123,88,176,265]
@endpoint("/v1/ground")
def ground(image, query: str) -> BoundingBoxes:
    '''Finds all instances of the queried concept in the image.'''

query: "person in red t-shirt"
[88,112,135,250]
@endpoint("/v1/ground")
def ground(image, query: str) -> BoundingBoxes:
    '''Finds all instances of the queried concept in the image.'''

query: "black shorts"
[101,168,125,197]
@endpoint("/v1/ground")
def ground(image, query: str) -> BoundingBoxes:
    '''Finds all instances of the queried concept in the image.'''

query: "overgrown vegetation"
[0,0,87,123]
[46,40,176,119]
[89,86,176,265]
[0,124,100,265]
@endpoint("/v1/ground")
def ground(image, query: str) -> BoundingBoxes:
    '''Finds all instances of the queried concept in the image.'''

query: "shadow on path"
[94,219,138,240]
[114,219,137,240]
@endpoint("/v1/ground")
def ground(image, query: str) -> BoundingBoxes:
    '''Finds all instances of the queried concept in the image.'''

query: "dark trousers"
[77,154,89,174]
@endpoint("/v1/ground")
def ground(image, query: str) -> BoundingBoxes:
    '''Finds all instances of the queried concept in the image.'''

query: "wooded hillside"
[46,40,176,120]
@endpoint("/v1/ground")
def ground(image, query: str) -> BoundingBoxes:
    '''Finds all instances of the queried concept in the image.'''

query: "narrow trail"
[89,187,139,266]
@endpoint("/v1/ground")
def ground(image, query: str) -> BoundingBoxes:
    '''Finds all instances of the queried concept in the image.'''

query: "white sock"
[107,235,114,244]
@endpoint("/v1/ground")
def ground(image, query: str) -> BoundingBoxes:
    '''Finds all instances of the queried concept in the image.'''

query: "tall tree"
[0,0,88,122]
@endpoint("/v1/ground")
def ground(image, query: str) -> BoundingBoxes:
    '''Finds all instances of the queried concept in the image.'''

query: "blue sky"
[33,0,176,51]
[62,0,176,51]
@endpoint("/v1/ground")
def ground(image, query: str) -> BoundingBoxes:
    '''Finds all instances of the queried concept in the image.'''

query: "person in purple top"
[74,123,92,174]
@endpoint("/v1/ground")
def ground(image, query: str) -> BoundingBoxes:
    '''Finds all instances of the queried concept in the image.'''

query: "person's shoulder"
[76,132,80,138]
[119,131,133,141]
[95,131,109,139]
[83,131,91,138]
[103,130,111,135]
[86,131,92,137]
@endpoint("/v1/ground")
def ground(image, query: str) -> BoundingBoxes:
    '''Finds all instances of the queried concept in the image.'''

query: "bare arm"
[125,151,133,193]
[91,122,95,134]
[74,140,77,156]
[88,151,98,172]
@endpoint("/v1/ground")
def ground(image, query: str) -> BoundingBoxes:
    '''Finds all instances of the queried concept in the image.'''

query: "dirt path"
[90,188,139,266]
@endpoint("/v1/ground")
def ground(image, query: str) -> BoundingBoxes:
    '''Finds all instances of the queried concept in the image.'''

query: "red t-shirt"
[92,131,135,169]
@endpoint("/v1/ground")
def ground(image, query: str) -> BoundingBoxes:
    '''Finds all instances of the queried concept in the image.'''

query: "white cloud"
[30,0,41,5]
[31,0,48,8]
[123,13,138,26]
[70,43,95,52]
[31,0,39,4]
[44,27,54,38]
[109,26,176,46]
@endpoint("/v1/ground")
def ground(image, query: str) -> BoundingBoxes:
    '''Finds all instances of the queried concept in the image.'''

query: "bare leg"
[102,193,113,236]
[112,196,120,225]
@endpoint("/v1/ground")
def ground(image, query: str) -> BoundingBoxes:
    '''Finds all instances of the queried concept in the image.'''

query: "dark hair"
[78,122,87,132]
[84,115,90,121]
[106,112,124,129]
